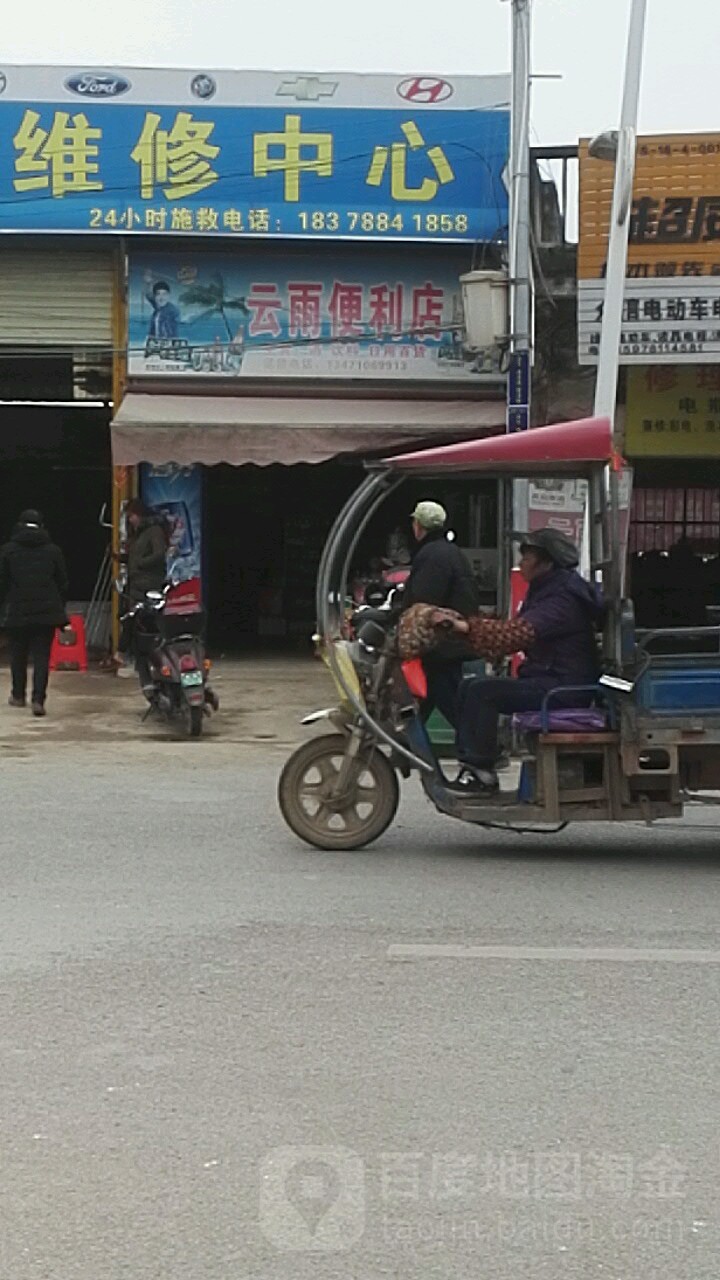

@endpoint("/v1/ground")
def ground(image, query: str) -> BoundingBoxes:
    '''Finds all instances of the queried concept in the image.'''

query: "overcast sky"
[3,0,717,145]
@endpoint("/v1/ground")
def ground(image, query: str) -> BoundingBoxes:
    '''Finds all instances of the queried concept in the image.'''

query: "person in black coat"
[123,500,169,605]
[0,510,68,716]
[115,499,169,679]
[401,501,479,727]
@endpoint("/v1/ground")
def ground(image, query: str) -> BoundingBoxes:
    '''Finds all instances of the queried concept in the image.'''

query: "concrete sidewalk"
[0,655,333,759]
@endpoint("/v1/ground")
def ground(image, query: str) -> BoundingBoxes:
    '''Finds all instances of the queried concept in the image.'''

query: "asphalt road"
[2,738,719,1279]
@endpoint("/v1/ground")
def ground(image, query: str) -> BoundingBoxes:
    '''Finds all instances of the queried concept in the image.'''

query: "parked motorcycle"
[120,583,219,737]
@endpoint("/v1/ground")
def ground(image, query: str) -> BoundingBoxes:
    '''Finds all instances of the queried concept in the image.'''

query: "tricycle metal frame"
[281,417,720,847]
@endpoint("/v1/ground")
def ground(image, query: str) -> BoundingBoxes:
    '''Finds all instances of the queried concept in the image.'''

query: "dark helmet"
[512,527,580,569]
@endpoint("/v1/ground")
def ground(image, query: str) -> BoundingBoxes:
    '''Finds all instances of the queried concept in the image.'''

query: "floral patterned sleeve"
[396,604,536,662]
[466,615,536,659]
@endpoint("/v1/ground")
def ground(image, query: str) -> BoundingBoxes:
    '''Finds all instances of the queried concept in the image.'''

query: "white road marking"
[388,944,720,964]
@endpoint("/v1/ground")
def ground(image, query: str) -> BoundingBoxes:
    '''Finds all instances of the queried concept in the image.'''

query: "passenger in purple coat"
[445,528,604,794]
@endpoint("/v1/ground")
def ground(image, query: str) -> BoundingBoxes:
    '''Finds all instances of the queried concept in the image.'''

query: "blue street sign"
[507,350,530,432]
[507,405,530,432]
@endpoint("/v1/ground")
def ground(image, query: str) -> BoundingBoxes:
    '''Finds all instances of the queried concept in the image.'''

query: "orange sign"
[579,133,720,281]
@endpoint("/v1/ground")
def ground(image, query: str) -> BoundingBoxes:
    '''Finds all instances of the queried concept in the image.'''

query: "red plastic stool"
[50,614,88,672]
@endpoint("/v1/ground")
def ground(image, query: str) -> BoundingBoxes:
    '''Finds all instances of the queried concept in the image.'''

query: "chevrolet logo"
[276,75,338,101]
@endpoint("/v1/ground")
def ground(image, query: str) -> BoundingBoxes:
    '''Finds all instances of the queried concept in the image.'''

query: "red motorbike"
[122,584,219,738]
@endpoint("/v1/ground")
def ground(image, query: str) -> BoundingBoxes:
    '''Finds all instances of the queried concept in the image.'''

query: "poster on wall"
[140,463,203,612]
[0,66,508,242]
[527,479,588,545]
[127,250,503,383]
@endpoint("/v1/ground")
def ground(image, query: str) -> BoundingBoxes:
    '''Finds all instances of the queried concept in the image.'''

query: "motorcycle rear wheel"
[187,704,204,738]
[278,733,399,851]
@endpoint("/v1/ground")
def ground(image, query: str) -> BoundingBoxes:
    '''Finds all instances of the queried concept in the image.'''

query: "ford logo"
[65,72,131,99]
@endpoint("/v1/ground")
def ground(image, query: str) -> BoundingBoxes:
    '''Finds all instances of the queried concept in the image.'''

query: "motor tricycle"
[278,416,720,850]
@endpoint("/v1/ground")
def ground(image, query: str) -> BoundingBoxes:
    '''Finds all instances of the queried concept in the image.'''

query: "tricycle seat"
[513,708,608,735]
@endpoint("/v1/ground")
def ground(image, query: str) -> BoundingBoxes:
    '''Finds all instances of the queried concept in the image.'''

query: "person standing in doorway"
[0,510,68,717]
[115,499,169,681]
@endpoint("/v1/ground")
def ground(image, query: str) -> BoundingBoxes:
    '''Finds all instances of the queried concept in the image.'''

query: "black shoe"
[448,767,499,795]
[31,702,46,718]
[8,696,26,708]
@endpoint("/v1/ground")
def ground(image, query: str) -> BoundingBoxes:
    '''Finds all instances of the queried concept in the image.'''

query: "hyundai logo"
[65,72,131,98]
[397,76,453,104]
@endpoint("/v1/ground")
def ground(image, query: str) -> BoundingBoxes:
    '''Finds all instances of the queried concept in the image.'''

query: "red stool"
[50,614,88,672]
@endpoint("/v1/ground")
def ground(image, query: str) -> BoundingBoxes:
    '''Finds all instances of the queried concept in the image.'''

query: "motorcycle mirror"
[364,579,386,608]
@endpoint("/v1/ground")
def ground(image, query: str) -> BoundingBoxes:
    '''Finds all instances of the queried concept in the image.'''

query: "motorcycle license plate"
[180,671,203,687]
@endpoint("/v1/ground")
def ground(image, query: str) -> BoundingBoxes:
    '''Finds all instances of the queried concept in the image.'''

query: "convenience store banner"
[127,248,503,382]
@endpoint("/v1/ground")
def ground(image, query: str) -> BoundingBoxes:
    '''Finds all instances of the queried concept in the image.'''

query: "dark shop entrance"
[0,403,111,605]
[204,461,499,650]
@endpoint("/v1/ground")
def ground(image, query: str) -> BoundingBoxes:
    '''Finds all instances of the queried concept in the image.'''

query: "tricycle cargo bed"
[636,659,720,715]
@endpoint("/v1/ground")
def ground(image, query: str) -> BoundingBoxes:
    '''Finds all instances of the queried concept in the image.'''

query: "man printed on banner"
[146,276,181,340]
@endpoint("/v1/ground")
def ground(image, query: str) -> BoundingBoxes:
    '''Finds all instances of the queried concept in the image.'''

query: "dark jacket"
[518,566,604,686]
[403,531,479,615]
[126,518,168,603]
[0,526,68,629]
[402,530,479,663]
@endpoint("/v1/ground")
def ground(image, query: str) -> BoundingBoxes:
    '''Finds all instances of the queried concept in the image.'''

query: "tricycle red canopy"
[382,416,615,475]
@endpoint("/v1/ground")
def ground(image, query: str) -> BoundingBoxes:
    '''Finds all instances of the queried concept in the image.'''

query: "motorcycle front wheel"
[278,733,399,851]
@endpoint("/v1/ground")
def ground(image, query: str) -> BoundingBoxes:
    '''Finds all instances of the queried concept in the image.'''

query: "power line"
[0,321,504,361]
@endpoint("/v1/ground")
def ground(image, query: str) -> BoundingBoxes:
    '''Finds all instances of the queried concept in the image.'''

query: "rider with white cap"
[400,499,479,727]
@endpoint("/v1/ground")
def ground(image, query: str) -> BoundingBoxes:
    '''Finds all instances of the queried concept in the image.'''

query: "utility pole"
[592,0,647,447]
[506,0,532,436]
[588,0,646,648]
[498,0,532,612]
